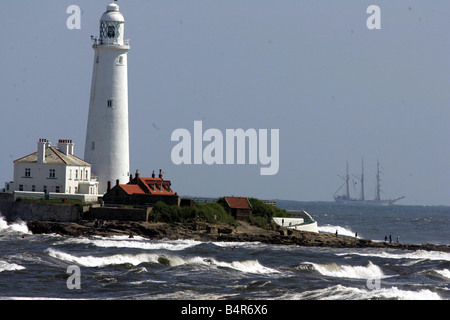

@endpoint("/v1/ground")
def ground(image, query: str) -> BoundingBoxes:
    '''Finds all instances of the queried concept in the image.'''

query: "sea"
[0,201,449,304]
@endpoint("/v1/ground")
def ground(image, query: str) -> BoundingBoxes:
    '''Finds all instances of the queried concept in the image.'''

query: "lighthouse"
[84,2,130,194]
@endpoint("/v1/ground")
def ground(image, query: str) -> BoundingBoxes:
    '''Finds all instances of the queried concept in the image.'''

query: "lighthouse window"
[118,56,123,64]
[107,26,115,38]
[107,99,113,107]
[91,141,95,150]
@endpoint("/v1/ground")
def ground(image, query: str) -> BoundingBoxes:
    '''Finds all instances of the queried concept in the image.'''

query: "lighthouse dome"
[100,3,125,23]
[99,2,126,42]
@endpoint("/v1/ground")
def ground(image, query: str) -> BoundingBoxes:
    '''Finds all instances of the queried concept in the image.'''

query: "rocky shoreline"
[26,220,450,253]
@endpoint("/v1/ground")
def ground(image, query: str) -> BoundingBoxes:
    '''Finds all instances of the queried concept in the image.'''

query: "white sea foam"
[287,284,442,300]
[57,236,200,251]
[300,261,386,279]
[0,260,25,273]
[318,224,358,237]
[435,269,450,280]
[45,248,160,267]
[0,215,30,235]
[45,248,278,274]
[340,249,450,262]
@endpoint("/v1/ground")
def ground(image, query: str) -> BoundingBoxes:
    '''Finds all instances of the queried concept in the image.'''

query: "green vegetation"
[151,198,295,230]
[247,198,294,230]
[150,201,236,226]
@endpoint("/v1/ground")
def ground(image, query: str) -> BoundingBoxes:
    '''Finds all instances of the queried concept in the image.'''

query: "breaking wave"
[285,284,442,300]
[298,261,386,279]
[45,248,279,274]
[339,249,450,262]
[0,215,30,235]
[58,236,201,251]
[318,224,358,237]
[0,260,25,273]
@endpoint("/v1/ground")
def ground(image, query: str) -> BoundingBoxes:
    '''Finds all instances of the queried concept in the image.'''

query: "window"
[69,169,72,180]
[49,169,56,178]
[107,99,113,107]
[55,186,60,193]
[91,141,95,150]
[19,185,23,191]
[25,168,31,177]
[43,186,47,194]
[118,56,123,64]
[107,25,115,38]
[75,170,78,180]
[32,185,35,192]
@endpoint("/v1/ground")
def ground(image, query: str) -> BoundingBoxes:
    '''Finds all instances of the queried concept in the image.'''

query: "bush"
[151,201,236,225]
[248,198,293,229]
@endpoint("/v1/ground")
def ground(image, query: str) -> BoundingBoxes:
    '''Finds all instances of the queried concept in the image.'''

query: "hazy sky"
[1,1,450,205]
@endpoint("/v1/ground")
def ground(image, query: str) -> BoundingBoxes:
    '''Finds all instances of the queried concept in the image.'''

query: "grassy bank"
[151,198,294,230]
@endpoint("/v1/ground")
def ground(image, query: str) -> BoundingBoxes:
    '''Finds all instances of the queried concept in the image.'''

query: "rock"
[25,220,450,253]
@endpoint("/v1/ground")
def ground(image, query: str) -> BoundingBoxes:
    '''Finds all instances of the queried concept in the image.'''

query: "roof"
[121,184,147,195]
[119,176,175,196]
[224,197,252,210]
[14,147,91,166]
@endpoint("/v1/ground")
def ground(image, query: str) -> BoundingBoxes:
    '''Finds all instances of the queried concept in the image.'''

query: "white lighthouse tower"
[84,2,130,194]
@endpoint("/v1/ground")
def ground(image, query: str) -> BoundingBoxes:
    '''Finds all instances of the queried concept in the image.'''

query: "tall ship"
[334,160,404,205]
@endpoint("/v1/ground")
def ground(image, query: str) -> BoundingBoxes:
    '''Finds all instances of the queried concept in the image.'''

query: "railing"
[92,38,130,47]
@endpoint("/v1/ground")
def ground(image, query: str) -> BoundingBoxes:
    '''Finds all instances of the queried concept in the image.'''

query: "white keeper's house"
[4,138,99,203]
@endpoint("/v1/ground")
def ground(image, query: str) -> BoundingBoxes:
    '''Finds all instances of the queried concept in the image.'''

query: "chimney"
[152,170,155,178]
[37,138,49,163]
[57,139,74,155]
[135,169,140,180]
[159,169,162,179]
[116,179,120,186]
[107,181,111,192]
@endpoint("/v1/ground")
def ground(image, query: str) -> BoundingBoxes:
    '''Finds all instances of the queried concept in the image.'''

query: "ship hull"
[334,196,394,206]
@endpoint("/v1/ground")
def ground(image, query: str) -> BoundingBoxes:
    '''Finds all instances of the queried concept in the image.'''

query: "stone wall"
[0,199,82,222]
[85,206,152,221]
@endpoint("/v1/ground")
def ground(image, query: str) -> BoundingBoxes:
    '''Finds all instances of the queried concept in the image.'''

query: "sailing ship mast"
[375,160,381,202]
[334,160,404,205]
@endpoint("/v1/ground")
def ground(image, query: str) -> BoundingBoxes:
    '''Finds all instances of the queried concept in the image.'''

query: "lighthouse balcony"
[92,38,130,47]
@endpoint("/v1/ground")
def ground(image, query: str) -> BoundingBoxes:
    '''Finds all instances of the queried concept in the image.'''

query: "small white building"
[5,139,99,203]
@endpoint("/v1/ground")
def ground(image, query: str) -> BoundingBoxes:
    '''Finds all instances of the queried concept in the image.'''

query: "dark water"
[0,202,449,300]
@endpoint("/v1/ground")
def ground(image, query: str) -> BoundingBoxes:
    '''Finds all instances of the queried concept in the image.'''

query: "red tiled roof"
[119,177,175,196]
[225,197,252,210]
[121,184,146,195]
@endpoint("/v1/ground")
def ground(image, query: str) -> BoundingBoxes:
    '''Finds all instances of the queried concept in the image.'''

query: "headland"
[26,219,450,253]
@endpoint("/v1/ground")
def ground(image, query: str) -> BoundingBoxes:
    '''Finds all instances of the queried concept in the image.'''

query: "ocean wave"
[45,248,160,267]
[318,224,358,237]
[298,261,386,279]
[57,236,201,251]
[433,269,450,280]
[45,248,279,274]
[0,215,30,235]
[0,260,25,273]
[339,249,450,262]
[285,284,442,300]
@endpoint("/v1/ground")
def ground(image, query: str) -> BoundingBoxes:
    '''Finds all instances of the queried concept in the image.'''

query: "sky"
[1,0,450,206]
